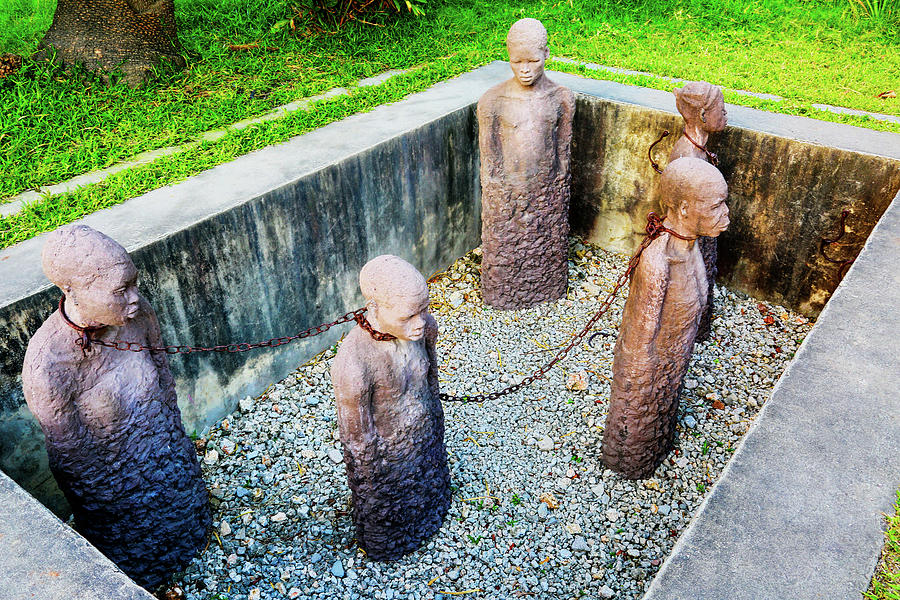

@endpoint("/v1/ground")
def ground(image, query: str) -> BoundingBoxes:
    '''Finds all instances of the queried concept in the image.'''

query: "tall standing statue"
[669,81,728,342]
[22,225,209,589]
[477,18,575,310]
[331,255,450,560]
[602,158,730,479]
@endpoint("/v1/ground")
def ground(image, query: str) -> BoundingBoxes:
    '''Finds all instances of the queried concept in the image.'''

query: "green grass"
[1,0,898,250]
[866,490,900,600]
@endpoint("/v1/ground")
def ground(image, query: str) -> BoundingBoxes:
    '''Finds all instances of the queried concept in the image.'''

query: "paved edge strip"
[0,68,411,218]
[0,469,154,600]
[4,59,897,221]
[642,189,900,600]
[552,56,900,124]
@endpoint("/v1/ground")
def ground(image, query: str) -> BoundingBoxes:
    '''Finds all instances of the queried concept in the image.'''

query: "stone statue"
[331,255,450,561]
[477,18,575,310]
[602,158,730,479]
[669,81,728,342]
[21,225,209,589]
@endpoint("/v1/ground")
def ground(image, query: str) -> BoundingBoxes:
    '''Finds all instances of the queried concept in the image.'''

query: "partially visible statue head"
[674,81,727,133]
[360,255,429,341]
[506,18,549,88]
[660,157,730,238]
[42,225,140,327]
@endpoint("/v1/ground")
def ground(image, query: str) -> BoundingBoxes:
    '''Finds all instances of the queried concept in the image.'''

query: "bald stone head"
[43,225,140,327]
[360,255,430,342]
[506,18,549,87]
[660,157,730,238]
[674,81,727,133]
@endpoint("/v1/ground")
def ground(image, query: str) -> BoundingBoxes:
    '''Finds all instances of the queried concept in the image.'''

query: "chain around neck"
[58,295,105,354]
[354,312,398,342]
[682,130,719,166]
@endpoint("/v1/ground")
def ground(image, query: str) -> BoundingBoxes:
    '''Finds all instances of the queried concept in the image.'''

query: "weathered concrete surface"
[0,63,497,512]
[643,189,900,600]
[0,468,154,600]
[566,75,900,317]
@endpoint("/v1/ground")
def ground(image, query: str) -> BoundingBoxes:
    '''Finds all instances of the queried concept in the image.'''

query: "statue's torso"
[478,80,571,185]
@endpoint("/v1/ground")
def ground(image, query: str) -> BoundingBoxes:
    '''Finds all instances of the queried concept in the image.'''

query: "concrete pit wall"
[0,84,484,514]
[1,63,899,516]
[569,91,900,317]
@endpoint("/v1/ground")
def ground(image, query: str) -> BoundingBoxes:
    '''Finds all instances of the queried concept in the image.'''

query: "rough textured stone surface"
[331,256,450,560]
[668,82,727,342]
[644,190,900,599]
[21,225,209,588]
[478,20,575,309]
[602,159,729,479]
[0,469,154,600]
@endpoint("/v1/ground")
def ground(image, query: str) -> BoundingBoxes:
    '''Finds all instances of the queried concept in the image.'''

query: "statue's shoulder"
[546,79,575,110]
[23,315,72,386]
[331,327,373,380]
[636,240,672,279]
[478,79,513,110]
[548,81,575,106]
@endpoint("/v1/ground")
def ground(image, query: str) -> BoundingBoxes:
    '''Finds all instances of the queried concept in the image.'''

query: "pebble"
[331,560,345,579]
[219,438,236,455]
[327,448,343,464]
[203,449,219,465]
[572,536,590,552]
[173,240,813,600]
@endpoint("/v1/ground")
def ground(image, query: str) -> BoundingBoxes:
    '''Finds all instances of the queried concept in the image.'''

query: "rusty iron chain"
[61,213,689,402]
[648,130,670,174]
[439,212,691,403]
[681,131,719,167]
[60,294,368,356]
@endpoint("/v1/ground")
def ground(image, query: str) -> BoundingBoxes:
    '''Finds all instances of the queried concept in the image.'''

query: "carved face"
[683,184,730,238]
[701,91,728,133]
[371,293,430,342]
[68,262,140,327]
[507,39,548,87]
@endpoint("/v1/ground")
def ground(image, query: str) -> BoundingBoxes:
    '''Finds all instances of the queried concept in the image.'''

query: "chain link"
[60,213,687,401]
[60,294,367,356]
[439,212,689,403]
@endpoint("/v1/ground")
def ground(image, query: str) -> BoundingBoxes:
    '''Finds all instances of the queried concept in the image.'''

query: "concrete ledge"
[643,190,900,600]
[0,469,154,600]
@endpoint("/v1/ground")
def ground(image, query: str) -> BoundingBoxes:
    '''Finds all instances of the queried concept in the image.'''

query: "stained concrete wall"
[568,85,900,317]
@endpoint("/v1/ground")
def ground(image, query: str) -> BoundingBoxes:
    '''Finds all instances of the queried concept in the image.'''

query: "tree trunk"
[37,0,185,87]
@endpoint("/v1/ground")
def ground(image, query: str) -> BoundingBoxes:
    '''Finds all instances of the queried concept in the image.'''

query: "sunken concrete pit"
[0,62,898,599]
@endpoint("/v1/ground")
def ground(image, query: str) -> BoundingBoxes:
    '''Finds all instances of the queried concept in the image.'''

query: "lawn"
[0,0,898,249]
[867,490,900,600]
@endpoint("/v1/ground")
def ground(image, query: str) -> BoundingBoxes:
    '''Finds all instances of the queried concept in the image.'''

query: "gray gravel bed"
[173,238,813,600]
